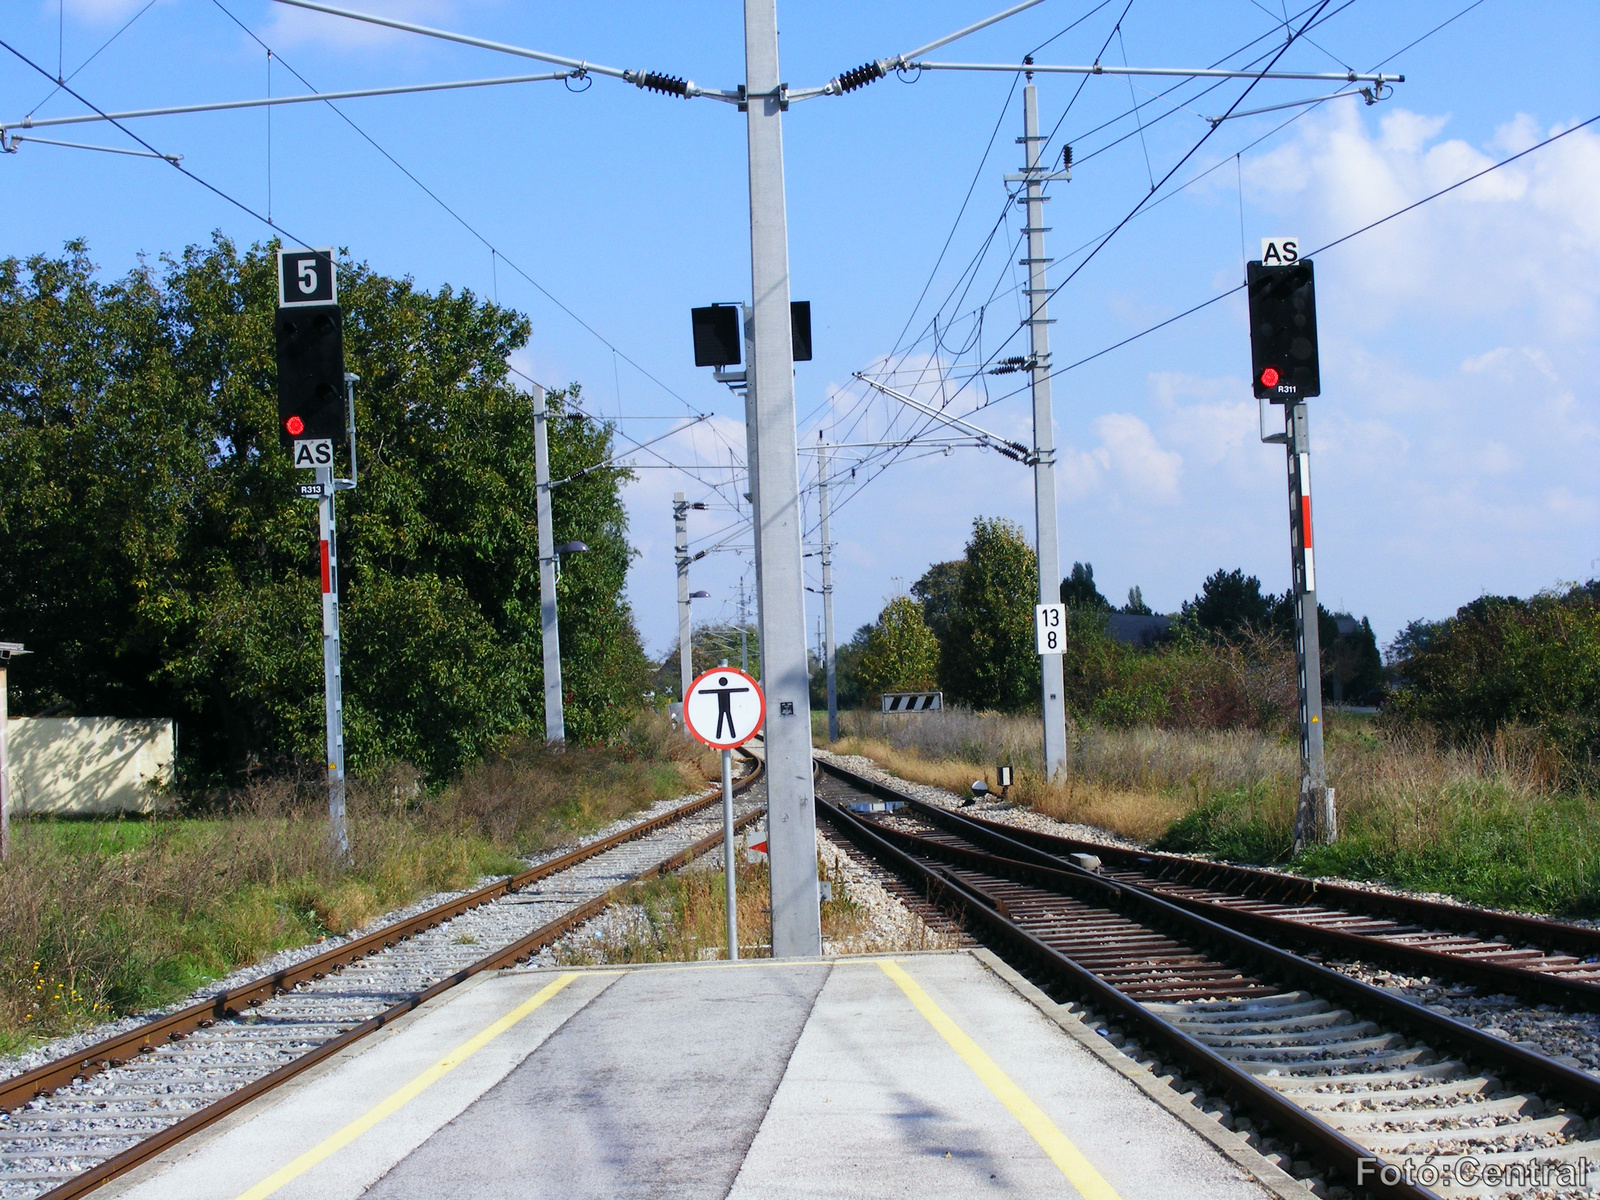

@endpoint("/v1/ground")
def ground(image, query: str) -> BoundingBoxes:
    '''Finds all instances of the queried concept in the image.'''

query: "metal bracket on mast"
[854,374,1033,464]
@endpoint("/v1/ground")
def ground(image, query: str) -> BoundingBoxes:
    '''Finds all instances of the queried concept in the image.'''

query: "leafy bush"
[1061,611,1297,732]
[1390,587,1600,768]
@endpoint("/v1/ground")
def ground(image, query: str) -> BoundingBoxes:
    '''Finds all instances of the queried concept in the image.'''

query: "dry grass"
[820,708,1600,914]
[0,713,718,1052]
[550,851,943,965]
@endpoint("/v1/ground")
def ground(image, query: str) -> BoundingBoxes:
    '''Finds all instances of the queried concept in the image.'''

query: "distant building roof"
[1104,613,1172,648]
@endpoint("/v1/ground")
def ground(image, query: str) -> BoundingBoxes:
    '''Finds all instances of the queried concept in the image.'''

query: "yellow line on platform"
[233,972,581,1200]
[878,959,1124,1200]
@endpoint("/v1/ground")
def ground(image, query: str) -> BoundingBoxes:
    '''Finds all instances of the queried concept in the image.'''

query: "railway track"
[926,798,1600,1013]
[0,756,764,1200]
[816,758,1599,1200]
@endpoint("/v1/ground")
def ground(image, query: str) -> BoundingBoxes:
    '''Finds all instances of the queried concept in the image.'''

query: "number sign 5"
[277,248,337,307]
[1035,603,1066,655]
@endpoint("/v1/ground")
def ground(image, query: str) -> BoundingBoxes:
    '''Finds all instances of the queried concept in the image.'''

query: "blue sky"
[5,1,1598,656]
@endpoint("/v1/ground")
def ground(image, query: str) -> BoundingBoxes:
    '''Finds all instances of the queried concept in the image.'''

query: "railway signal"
[275,248,346,446]
[276,247,357,857]
[1248,248,1320,402]
[690,300,812,367]
[1251,243,1332,849]
[685,664,765,962]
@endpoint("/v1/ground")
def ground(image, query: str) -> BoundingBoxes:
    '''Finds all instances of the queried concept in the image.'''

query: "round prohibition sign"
[684,666,765,750]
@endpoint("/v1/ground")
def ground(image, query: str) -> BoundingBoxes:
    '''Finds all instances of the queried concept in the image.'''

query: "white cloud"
[1243,105,1600,338]
[1090,413,1183,501]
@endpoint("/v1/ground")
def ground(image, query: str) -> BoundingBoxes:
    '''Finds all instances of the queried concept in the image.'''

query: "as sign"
[293,439,334,468]
[1260,236,1300,265]
[1035,603,1066,655]
[278,248,337,307]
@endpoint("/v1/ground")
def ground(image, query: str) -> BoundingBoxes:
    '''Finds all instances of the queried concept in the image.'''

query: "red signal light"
[285,415,305,436]
[1260,367,1280,388]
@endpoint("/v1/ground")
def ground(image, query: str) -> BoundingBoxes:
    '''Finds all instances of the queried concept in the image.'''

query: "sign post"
[683,664,765,960]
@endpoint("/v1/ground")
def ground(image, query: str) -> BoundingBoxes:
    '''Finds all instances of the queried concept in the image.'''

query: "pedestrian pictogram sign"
[684,666,764,750]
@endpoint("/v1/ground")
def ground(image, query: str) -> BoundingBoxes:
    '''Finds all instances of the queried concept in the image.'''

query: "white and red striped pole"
[1286,400,1333,848]
[318,462,348,858]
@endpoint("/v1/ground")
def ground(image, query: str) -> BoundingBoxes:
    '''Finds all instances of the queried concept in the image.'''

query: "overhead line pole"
[533,384,566,744]
[1014,78,1069,780]
[744,0,821,959]
[741,304,766,682]
[818,436,838,744]
[675,492,694,714]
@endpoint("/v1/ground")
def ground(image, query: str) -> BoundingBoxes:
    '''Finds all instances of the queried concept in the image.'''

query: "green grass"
[837,707,1600,920]
[0,717,714,1055]
[1156,776,1600,918]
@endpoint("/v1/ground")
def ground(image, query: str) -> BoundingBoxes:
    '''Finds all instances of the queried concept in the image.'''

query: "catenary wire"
[25,0,158,119]
[0,37,311,246]
[208,1,718,432]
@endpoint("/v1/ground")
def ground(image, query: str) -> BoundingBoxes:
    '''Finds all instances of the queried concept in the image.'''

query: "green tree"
[856,596,940,702]
[941,517,1040,711]
[811,623,872,710]
[654,622,762,697]
[1326,615,1383,702]
[911,560,962,646]
[1182,569,1275,639]
[1390,588,1600,756]
[1060,561,1110,610]
[1122,585,1153,616]
[0,238,646,782]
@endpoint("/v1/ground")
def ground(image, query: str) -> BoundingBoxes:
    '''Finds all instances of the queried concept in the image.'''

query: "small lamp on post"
[553,541,589,580]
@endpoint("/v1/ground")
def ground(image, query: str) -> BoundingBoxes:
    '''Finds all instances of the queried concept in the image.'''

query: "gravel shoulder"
[0,785,716,1085]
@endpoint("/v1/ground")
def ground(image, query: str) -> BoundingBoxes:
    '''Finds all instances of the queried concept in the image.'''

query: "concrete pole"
[819,438,838,743]
[1287,399,1334,848]
[741,303,765,681]
[533,383,565,744]
[318,464,348,858]
[743,0,822,958]
[738,577,750,673]
[1021,81,1068,780]
[675,493,693,710]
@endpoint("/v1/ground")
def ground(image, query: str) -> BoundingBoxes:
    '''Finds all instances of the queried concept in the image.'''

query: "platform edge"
[970,948,1314,1200]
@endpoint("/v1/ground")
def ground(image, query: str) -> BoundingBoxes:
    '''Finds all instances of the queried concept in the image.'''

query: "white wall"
[7,718,175,815]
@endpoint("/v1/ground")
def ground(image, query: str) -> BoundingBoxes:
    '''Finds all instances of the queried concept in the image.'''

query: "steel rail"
[37,793,765,1200]
[951,803,1600,959]
[816,761,1600,1198]
[819,757,1600,1010]
[935,806,1600,1012]
[816,795,1440,1200]
[1,755,762,1115]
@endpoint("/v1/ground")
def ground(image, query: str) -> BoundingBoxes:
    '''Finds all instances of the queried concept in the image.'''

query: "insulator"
[635,71,689,98]
[837,61,885,93]
[1062,144,1073,169]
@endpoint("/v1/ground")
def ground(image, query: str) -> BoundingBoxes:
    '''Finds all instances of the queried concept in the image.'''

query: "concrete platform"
[103,952,1281,1200]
